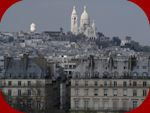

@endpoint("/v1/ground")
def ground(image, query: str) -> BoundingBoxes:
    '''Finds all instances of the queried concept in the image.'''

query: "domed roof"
[72,6,77,15]
[31,23,35,27]
[81,6,89,20]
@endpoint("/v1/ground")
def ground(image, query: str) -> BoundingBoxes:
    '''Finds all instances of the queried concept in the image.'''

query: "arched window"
[85,72,89,78]
[123,71,129,78]
[103,71,109,78]
[112,71,119,78]
[94,72,99,78]
[132,72,138,78]
[142,72,148,79]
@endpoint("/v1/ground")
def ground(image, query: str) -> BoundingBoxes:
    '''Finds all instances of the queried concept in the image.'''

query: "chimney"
[23,54,29,71]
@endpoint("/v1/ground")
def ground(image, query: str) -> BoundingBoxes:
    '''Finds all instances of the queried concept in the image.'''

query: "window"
[18,89,21,96]
[143,82,147,87]
[8,81,12,86]
[9,73,13,78]
[28,81,31,86]
[94,89,98,96]
[75,101,79,109]
[133,90,137,96]
[103,101,108,109]
[18,81,21,86]
[123,89,127,96]
[143,66,146,69]
[123,101,127,110]
[124,66,127,69]
[114,81,117,87]
[0,81,2,86]
[133,81,137,86]
[104,81,107,86]
[94,81,98,86]
[37,101,41,109]
[84,101,89,110]
[113,101,118,110]
[28,89,31,96]
[75,89,79,96]
[84,89,88,96]
[104,89,107,96]
[143,90,147,96]
[123,81,127,87]
[37,81,41,86]
[133,101,137,109]
[75,81,78,86]
[137,66,139,69]
[113,89,117,96]
[8,89,12,96]
[114,66,117,69]
[37,89,41,96]
[27,101,31,109]
[85,81,88,86]
[94,101,98,110]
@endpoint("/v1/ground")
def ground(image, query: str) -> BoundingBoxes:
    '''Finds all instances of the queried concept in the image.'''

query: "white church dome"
[81,6,89,20]
[30,23,36,32]
[72,6,77,15]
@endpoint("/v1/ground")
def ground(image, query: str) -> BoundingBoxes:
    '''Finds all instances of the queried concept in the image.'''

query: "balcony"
[71,107,135,112]
[71,84,149,88]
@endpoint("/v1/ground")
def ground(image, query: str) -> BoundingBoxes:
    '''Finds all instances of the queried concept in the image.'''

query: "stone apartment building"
[70,56,150,113]
[0,54,61,113]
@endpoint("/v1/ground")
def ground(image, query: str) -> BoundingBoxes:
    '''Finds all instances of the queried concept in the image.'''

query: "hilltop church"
[71,6,99,40]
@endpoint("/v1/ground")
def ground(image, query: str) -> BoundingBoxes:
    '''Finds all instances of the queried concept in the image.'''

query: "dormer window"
[29,65,31,68]
[10,65,12,67]
[9,73,13,78]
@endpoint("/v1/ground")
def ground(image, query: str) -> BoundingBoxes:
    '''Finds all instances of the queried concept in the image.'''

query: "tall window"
[143,82,147,87]
[123,89,127,96]
[8,89,12,96]
[28,81,31,86]
[27,101,31,109]
[18,81,21,86]
[75,101,79,109]
[75,81,78,86]
[133,101,137,109]
[37,101,41,109]
[123,81,127,87]
[84,89,88,96]
[143,90,147,96]
[37,89,41,96]
[113,101,118,110]
[103,101,108,109]
[94,101,98,110]
[104,81,107,86]
[37,81,41,86]
[75,89,79,96]
[8,81,12,86]
[114,81,117,87]
[94,89,98,96]
[104,89,107,96]
[18,89,21,96]
[123,101,127,110]
[28,89,31,96]
[0,81,2,86]
[85,81,88,86]
[113,89,117,96]
[94,81,98,86]
[133,81,137,86]
[133,90,137,96]
[84,101,89,110]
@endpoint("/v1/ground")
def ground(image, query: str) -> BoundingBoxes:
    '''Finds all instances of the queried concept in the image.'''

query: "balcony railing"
[71,84,149,87]
[71,107,136,111]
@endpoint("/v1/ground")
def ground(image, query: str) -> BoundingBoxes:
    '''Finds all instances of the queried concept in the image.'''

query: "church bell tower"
[71,6,78,33]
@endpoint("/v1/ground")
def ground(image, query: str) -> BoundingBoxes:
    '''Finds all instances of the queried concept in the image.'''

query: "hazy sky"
[0,0,150,45]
